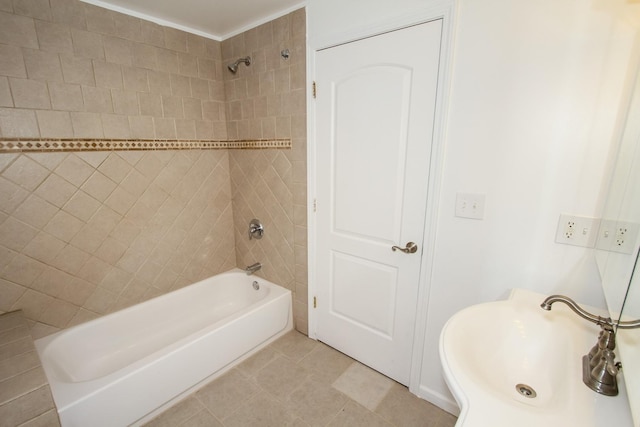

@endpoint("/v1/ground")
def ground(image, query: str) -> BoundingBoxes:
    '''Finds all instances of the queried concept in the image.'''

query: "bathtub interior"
[39,270,277,382]
[36,269,293,426]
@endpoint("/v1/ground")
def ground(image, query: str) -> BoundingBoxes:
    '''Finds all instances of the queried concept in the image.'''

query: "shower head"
[227,56,251,74]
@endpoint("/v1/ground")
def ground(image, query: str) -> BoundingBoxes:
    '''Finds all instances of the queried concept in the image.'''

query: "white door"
[313,21,442,385]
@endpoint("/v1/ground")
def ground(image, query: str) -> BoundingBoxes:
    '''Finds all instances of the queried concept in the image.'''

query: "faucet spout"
[245,262,261,275]
[540,295,610,326]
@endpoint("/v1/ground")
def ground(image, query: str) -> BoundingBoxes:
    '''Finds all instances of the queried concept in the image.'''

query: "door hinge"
[313,296,317,308]
[313,198,317,212]
[312,81,317,99]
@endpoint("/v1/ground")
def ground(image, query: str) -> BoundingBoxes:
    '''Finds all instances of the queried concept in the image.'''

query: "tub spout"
[245,262,261,275]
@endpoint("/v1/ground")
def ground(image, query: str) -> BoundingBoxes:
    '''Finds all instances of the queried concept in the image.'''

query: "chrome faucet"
[541,295,640,396]
[245,262,261,275]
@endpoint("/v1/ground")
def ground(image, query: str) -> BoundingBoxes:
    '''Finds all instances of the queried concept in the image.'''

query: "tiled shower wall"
[0,1,308,333]
[223,9,308,333]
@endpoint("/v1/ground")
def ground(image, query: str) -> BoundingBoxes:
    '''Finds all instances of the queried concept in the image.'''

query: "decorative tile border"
[0,138,291,153]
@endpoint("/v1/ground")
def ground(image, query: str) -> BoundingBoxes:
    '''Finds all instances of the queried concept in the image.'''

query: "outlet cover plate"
[555,214,600,248]
[596,219,640,254]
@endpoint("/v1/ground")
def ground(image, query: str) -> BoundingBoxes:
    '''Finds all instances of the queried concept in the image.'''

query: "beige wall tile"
[22,232,66,264]
[84,3,115,36]
[128,115,154,138]
[51,244,90,276]
[0,217,38,251]
[0,10,38,49]
[39,298,78,328]
[35,20,73,55]
[2,155,49,192]
[62,190,100,223]
[50,0,86,30]
[93,60,123,89]
[132,42,157,70]
[122,65,148,92]
[0,176,30,214]
[140,20,163,47]
[71,28,105,59]
[103,36,133,66]
[0,108,39,137]
[0,45,26,78]
[147,70,171,96]
[113,13,140,42]
[170,73,191,97]
[156,47,179,73]
[48,81,83,111]
[164,27,187,52]
[81,171,116,202]
[0,279,26,311]
[70,111,103,138]
[183,98,202,120]
[43,210,83,242]
[36,110,73,138]
[9,78,50,109]
[110,89,138,115]
[3,255,46,288]
[82,85,113,113]
[101,113,131,139]
[161,95,183,119]
[154,117,176,139]
[138,92,162,117]
[0,383,54,426]
[178,53,198,77]
[98,153,132,183]
[175,119,195,139]
[190,77,209,100]
[55,154,94,187]
[12,0,50,20]
[60,55,95,86]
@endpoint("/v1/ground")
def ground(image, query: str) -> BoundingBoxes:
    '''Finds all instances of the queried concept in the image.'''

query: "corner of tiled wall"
[223,7,308,334]
[0,1,308,336]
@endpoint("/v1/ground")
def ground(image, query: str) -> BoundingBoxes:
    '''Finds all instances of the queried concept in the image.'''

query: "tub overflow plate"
[515,383,537,398]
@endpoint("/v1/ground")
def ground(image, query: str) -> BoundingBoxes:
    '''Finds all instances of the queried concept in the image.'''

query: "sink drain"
[515,383,537,398]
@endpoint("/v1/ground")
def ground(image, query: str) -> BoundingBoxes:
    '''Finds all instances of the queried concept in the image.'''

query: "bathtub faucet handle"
[249,219,264,240]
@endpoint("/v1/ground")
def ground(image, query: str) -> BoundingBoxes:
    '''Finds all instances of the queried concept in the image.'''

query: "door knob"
[391,242,418,253]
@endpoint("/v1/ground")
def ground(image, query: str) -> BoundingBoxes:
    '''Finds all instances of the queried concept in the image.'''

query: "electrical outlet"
[455,193,485,220]
[596,219,640,254]
[555,214,600,248]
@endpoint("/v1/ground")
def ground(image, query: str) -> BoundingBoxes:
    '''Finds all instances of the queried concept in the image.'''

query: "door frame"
[306,0,459,414]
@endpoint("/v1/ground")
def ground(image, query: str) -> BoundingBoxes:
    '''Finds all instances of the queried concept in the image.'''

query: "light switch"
[455,193,485,220]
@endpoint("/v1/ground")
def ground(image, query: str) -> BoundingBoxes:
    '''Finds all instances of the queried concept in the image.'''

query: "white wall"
[308,0,639,412]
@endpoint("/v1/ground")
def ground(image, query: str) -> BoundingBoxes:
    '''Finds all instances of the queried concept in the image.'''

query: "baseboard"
[417,385,461,416]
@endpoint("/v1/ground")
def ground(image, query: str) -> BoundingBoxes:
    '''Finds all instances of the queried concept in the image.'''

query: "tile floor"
[143,331,458,427]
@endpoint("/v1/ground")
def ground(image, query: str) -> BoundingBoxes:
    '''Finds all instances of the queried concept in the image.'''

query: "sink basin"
[440,289,633,427]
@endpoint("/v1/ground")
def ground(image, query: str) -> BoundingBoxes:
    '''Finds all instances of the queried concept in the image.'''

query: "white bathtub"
[35,269,293,427]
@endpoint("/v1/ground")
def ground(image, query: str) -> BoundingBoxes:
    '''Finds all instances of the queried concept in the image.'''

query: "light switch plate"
[455,193,485,220]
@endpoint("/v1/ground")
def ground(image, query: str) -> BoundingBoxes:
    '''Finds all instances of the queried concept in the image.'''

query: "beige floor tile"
[287,375,348,427]
[237,345,280,378]
[180,409,224,427]
[332,362,393,411]
[326,400,393,427]
[255,355,311,400]
[298,342,353,383]
[222,391,298,427]
[143,396,205,427]
[195,369,259,419]
[375,382,450,427]
[269,330,318,362]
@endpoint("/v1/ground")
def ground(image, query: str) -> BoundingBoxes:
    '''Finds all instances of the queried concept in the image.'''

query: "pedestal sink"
[439,289,633,427]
